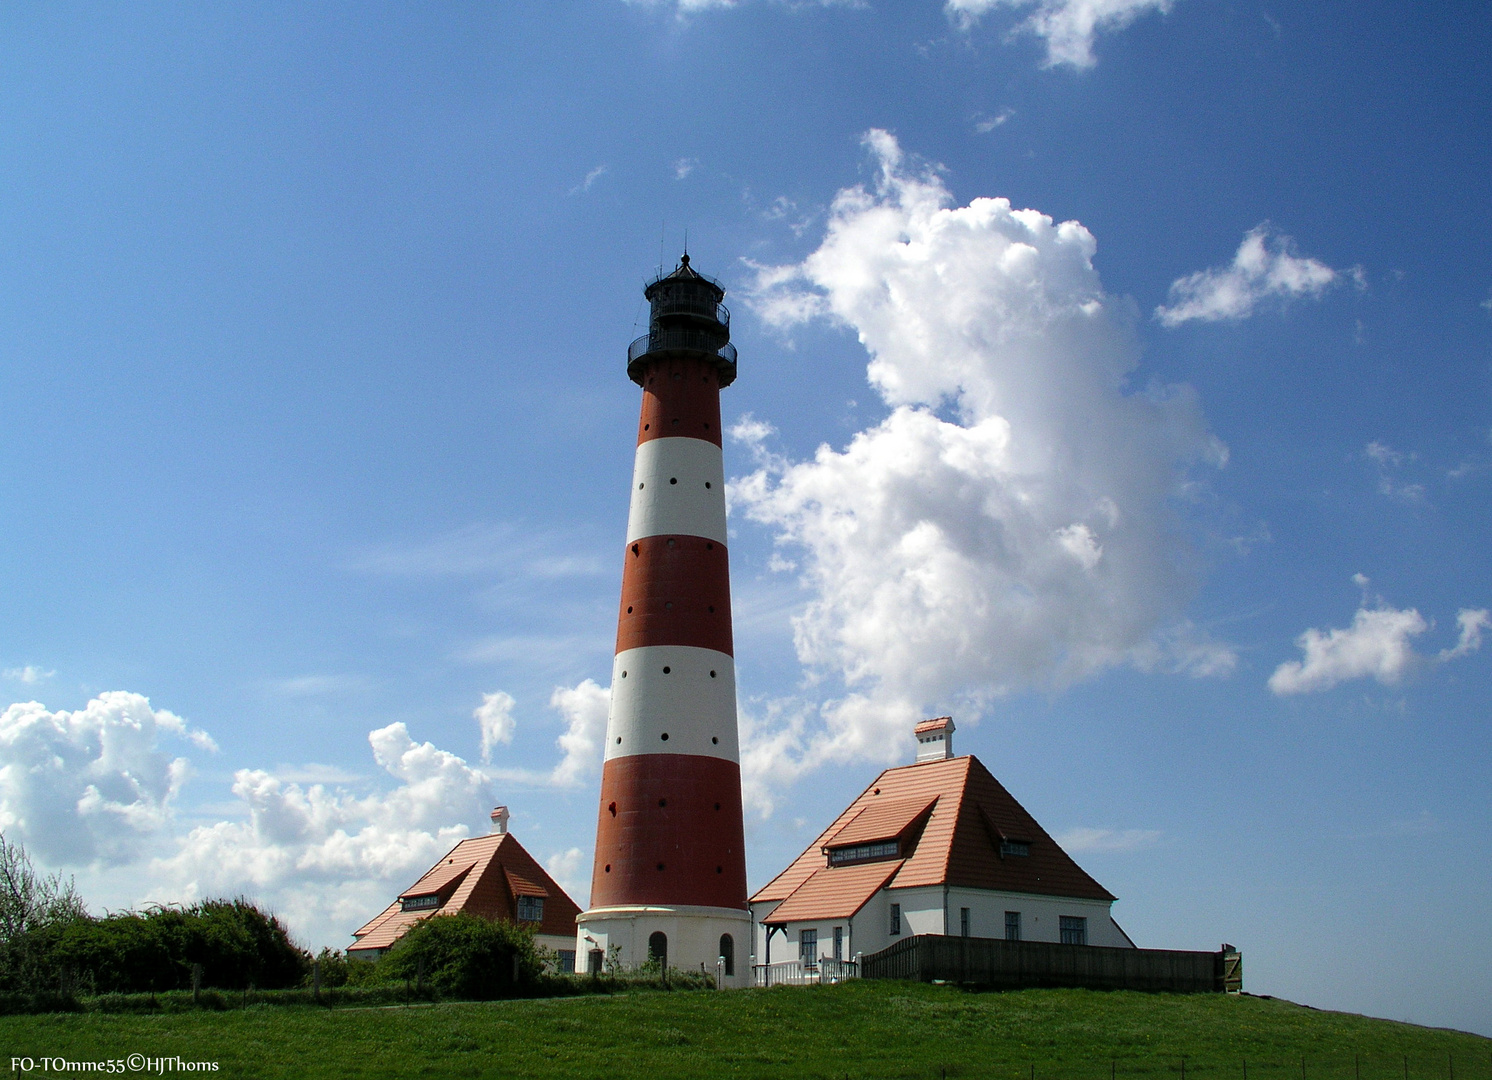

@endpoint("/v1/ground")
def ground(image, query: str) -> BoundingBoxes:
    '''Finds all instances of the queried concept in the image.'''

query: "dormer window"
[516,896,544,922]
[1000,840,1030,858]
[827,840,899,865]
[400,894,442,912]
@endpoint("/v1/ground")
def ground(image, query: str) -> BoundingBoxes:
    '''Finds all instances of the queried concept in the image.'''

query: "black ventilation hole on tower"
[657,863,665,871]
[638,482,644,490]
[707,606,715,613]
[644,423,650,431]
[660,732,669,741]
[714,802,721,811]
[615,736,621,744]
[626,606,633,614]
[704,422,711,429]
[669,477,677,485]
[705,482,712,489]
[672,372,682,380]
[705,542,714,550]
[658,798,667,807]
[667,538,676,548]
[621,670,628,678]
[709,670,717,678]
[711,737,718,745]
[631,544,639,556]
[664,601,673,610]
[716,866,723,874]
[662,666,671,674]
[672,418,679,426]
[605,864,611,873]
[608,802,616,817]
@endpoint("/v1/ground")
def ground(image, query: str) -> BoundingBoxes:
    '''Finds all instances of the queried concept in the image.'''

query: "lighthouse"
[575,255,751,986]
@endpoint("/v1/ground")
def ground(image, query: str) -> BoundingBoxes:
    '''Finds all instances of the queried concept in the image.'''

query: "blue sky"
[2,0,1489,1034]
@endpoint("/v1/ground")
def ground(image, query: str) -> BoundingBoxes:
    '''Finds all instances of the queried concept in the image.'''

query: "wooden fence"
[861,934,1241,994]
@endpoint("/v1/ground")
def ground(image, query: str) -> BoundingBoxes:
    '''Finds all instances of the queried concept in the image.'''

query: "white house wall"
[751,884,1132,967]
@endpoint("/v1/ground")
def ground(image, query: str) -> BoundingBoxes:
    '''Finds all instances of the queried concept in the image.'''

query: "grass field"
[3,982,1488,1080]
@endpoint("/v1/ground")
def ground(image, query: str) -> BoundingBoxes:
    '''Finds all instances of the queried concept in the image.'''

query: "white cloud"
[1480,287,1492,313]
[544,846,589,908]
[2,666,55,685]
[1156,225,1339,326]
[0,692,217,864]
[1365,441,1426,503]
[151,721,492,950]
[947,0,1174,69]
[974,108,1016,132]
[547,679,610,787]
[569,165,608,196]
[1439,609,1490,662]
[474,691,517,762]
[736,130,1227,781]
[1055,826,1161,853]
[1267,593,1486,695]
[673,157,697,179]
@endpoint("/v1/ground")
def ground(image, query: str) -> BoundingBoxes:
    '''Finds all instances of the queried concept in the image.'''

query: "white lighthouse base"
[576,904,752,988]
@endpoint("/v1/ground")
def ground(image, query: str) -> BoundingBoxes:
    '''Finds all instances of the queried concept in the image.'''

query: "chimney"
[913,717,955,763]
[490,806,510,835]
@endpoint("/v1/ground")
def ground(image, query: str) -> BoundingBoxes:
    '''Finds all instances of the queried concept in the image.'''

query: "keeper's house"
[750,718,1134,971]
[349,806,582,970]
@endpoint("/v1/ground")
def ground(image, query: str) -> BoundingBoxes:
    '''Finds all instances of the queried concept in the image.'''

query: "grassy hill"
[4,981,1488,1080]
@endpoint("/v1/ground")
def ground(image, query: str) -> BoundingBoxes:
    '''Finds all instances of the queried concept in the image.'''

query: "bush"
[22,897,309,995]
[379,913,543,1000]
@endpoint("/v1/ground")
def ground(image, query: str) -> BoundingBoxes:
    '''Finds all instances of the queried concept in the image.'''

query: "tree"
[0,835,86,944]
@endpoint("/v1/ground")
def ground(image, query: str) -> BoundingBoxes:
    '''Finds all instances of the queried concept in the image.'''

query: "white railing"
[752,958,859,987]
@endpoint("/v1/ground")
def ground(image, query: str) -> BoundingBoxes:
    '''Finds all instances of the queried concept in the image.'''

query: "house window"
[587,949,603,975]
[826,840,899,865]
[1060,916,1087,945]
[1000,840,1030,858]
[889,903,901,936]
[557,950,576,974]
[833,926,843,961]
[960,907,970,938]
[516,896,544,922]
[400,894,441,912]
[1005,911,1021,941]
[799,928,818,967]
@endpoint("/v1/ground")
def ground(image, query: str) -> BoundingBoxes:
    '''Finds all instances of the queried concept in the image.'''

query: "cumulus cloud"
[673,157,698,180]
[1156,225,1339,326]
[947,0,1174,68]
[0,692,217,865]
[1055,826,1161,853]
[1364,440,1426,503]
[737,130,1228,780]
[474,691,517,763]
[547,679,610,787]
[1269,585,1488,695]
[544,846,589,908]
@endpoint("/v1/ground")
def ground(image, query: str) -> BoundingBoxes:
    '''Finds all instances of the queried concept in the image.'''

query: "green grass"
[2,982,1487,1080]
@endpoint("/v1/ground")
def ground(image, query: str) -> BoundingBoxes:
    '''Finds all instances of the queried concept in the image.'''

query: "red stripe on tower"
[576,255,750,983]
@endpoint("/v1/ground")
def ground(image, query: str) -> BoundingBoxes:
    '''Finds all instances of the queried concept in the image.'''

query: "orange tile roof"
[913,717,953,734]
[766,860,904,923]
[751,755,1113,908]
[350,831,582,953]
[825,796,936,848]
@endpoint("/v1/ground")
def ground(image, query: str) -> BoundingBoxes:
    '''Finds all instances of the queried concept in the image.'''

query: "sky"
[1,0,1489,1035]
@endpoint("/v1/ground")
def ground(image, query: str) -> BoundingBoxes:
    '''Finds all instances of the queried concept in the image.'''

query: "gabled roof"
[350,831,581,953]
[766,860,904,924]
[751,756,1114,912]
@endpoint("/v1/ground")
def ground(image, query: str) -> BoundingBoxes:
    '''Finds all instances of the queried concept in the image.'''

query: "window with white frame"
[799,928,818,967]
[889,903,901,936]
[833,926,843,961]
[827,840,899,865]
[1000,839,1030,858]
[960,907,970,937]
[1005,911,1021,941]
[400,894,441,912]
[1060,915,1087,945]
[516,896,544,922]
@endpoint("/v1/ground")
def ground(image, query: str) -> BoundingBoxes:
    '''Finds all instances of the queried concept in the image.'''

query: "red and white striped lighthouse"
[575,255,751,985]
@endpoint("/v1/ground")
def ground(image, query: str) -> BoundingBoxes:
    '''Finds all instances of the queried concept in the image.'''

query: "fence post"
[191,964,202,1006]
[313,957,322,1003]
